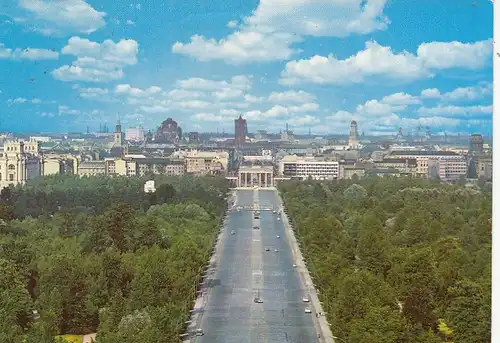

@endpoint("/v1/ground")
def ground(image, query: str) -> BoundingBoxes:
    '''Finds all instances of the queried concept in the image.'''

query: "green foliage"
[0,174,229,342]
[279,177,491,343]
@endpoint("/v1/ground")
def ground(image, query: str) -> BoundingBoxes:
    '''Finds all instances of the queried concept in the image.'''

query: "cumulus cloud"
[324,88,481,134]
[417,104,492,117]
[52,36,138,82]
[268,90,316,104]
[420,83,492,102]
[280,39,492,85]
[0,43,59,60]
[12,0,106,35]
[172,0,390,63]
[176,75,252,91]
[115,84,162,97]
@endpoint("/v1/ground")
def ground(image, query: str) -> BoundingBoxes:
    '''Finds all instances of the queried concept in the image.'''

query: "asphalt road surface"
[194,189,318,343]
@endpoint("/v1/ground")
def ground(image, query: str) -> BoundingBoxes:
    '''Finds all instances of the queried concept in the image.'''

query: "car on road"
[304,308,312,313]
[231,230,235,235]
[277,217,281,221]
[195,329,204,336]
[273,210,277,214]
[302,296,310,302]
[253,226,260,230]
[265,248,270,251]
[274,249,279,252]
[276,235,280,238]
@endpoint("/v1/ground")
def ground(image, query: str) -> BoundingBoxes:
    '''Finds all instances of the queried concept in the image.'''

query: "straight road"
[192,189,318,343]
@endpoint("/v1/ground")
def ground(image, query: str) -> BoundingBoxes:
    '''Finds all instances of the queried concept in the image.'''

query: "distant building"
[374,158,418,176]
[155,118,180,143]
[187,132,200,143]
[125,127,145,142]
[475,156,493,181]
[278,155,339,180]
[234,115,247,148]
[470,134,484,154]
[389,150,465,178]
[348,121,359,149]
[77,161,106,176]
[428,158,468,183]
[0,139,41,188]
[109,120,128,158]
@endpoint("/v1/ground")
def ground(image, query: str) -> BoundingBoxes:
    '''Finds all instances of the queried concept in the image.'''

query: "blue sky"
[0,0,493,136]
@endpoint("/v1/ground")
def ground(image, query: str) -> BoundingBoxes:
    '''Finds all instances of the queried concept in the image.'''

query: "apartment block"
[279,155,339,180]
[388,151,465,177]
[428,158,468,183]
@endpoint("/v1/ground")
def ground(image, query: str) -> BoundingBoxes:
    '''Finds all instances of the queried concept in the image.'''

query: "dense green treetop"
[278,176,491,343]
[0,174,230,343]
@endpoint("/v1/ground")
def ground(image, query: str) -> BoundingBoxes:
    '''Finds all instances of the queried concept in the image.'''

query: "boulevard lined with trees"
[279,177,491,343]
[0,175,229,343]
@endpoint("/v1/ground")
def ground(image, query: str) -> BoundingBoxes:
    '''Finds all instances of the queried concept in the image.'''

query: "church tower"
[114,120,124,147]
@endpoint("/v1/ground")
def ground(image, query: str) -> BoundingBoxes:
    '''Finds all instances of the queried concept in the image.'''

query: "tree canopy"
[278,177,491,343]
[0,174,230,343]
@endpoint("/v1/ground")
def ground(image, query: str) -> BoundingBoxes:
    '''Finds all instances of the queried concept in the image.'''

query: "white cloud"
[268,90,316,104]
[227,20,238,28]
[176,75,252,91]
[172,0,390,63]
[139,104,171,114]
[0,43,59,60]
[417,104,492,116]
[380,92,421,105]
[115,84,161,97]
[244,94,265,103]
[417,39,492,70]
[15,0,106,35]
[7,97,28,104]
[52,36,138,82]
[420,83,492,102]
[167,89,206,100]
[172,31,299,64]
[420,88,441,99]
[77,86,121,103]
[176,100,212,110]
[192,113,226,122]
[31,98,41,104]
[58,105,81,115]
[126,20,136,25]
[280,39,492,85]
[324,88,470,134]
[214,88,243,100]
[288,115,320,126]
[288,102,320,112]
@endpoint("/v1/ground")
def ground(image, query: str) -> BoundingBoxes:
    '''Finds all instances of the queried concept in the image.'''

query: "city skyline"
[0,0,493,135]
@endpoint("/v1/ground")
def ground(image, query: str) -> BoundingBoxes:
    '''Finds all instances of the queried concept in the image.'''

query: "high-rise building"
[234,115,247,148]
[348,120,359,149]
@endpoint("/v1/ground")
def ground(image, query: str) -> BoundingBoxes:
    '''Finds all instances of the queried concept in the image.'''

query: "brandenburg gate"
[237,166,274,188]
